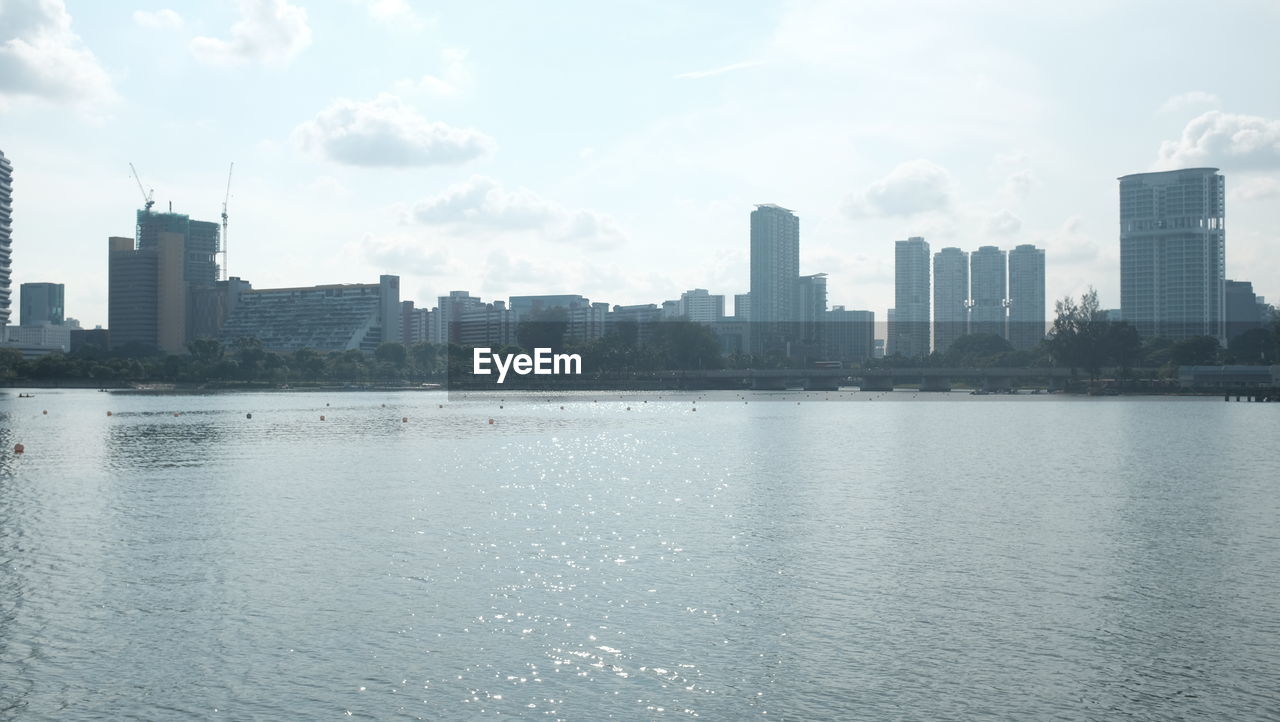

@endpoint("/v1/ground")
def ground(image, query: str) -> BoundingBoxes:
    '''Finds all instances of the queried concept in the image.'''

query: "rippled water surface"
[1,389,1278,720]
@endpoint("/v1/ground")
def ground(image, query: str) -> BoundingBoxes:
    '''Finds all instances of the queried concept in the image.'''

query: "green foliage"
[1170,336,1221,366]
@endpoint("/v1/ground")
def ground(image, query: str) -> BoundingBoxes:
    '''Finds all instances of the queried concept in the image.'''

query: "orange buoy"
[174,412,180,417]
[320,415,326,421]
[402,417,408,423]
[488,418,494,424]
[14,443,24,453]
[106,411,113,416]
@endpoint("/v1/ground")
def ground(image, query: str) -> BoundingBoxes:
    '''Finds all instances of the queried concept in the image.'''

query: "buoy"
[320,415,326,421]
[174,412,180,417]
[381,404,386,408]
[42,410,48,415]
[402,417,408,423]
[626,407,631,411]
[246,413,252,419]
[692,407,697,412]
[106,411,113,416]
[14,443,24,454]
[488,418,494,424]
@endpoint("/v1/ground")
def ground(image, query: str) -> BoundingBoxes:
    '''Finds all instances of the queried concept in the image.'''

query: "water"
[2,389,1278,720]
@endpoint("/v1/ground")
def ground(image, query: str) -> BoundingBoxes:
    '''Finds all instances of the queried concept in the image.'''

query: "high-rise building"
[1007,244,1046,350]
[1119,167,1225,340]
[892,237,930,358]
[826,306,875,362]
[0,150,12,327]
[1225,279,1263,342]
[932,247,968,353]
[137,210,220,285]
[219,275,400,352]
[108,208,224,352]
[19,282,64,326]
[733,293,751,320]
[970,245,1007,338]
[677,289,725,324]
[796,273,828,348]
[749,204,799,353]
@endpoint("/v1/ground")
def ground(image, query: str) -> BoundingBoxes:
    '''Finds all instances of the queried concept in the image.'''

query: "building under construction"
[108,208,223,353]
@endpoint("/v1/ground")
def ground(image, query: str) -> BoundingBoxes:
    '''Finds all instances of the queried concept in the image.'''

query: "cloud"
[1156,111,1280,170]
[1042,215,1099,266]
[1158,90,1219,114]
[294,93,495,167]
[361,233,459,276]
[1000,169,1038,200]
[675,60,764,80]
[190,0,311,67]
[985,209,1022,236]
[395,48,470,96]
[1230,176,1280,202]
[410,175,627,248]
[133,8,184,30]
[0,0,115,109]
[352,0,427,28]
[842,159,952,218]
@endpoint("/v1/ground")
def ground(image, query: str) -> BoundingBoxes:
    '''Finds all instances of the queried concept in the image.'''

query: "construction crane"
[129,162,155,212]
[220,162,233,281]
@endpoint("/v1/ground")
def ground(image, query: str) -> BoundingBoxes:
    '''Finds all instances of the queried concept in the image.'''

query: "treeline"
[3,295,1275,385]
[0,320,730,385]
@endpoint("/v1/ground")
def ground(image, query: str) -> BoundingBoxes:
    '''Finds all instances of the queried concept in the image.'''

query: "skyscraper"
[749,204,799,353]
[932,247,969,353]
[969,245,1007,338]
[20,283,65,326]
[677,289,726,324]
[1007,244,1046,350]
[108,208,222,352]
[796,273,828,350]
[0,150,12,327]
[892,237,930,358]
[1119,168,1225,340]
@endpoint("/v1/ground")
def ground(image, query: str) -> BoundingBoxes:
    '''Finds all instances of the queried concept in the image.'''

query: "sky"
[2,0,1279,329]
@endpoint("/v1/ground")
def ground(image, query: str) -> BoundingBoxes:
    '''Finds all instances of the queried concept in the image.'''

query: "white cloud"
[410,175,627,248]
[1158,90,1219,114]
[1156,111,1280,170]
[294,93,495,167]
[1231,176,1280,202]
[361,233,459,276]
[675,60,764,80]
[352,0,427,29]
[133,8,184,30]
[0,0,114,109]
[1042,215,1099,266]
[1000,169,1038,201]
[842,159,952,218]
[985,209,1022,236]
[395,48,470,96]
[190,0,311,67]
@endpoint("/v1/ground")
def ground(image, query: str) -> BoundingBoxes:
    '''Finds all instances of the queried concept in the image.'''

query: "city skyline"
[2,1,1279,330]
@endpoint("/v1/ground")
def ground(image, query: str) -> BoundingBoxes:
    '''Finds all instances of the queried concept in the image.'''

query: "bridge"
[641,367,1077,391]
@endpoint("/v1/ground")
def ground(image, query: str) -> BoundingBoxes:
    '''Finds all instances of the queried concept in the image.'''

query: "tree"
[1227,327,1275,364]
[1047,288,1109,377]
[1170,336,1220,366]
[188,338,224,365]
[945,333,1013,367]
[375,342,408,368]
[1104,322,1142,376]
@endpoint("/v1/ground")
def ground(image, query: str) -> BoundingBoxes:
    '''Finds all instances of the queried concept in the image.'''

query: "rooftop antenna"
[220,162,234,281]
[129,162,155,212]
